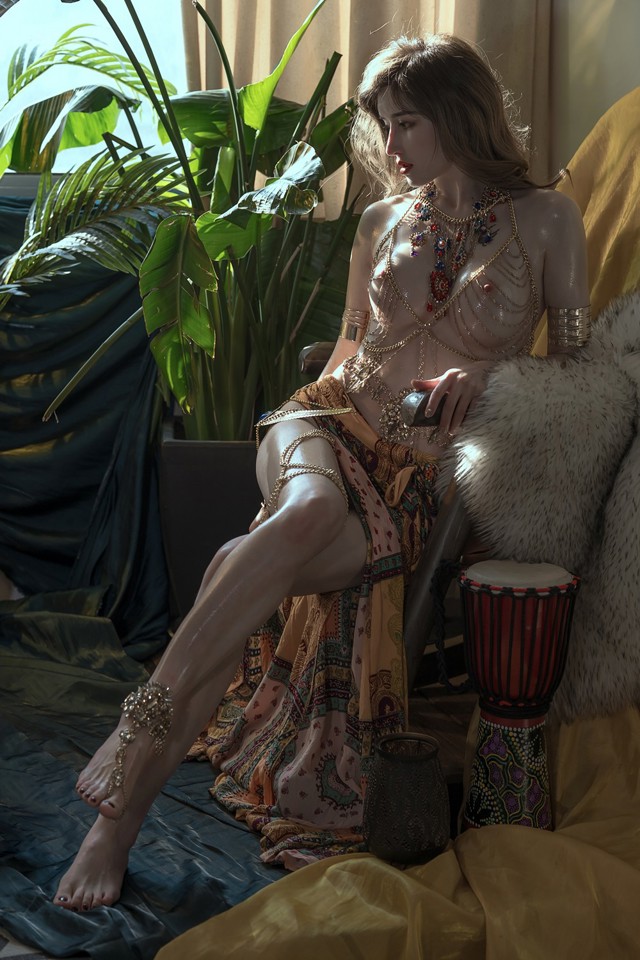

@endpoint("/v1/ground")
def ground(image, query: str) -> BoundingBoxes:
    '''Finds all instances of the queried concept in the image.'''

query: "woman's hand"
[411,362,494,435]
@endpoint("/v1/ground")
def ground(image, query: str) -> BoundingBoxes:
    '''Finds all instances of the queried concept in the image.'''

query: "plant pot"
[158,421,262,623]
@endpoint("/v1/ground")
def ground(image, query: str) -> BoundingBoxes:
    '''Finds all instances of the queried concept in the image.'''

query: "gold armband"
[339,307,370,344]
[547,306,591,349]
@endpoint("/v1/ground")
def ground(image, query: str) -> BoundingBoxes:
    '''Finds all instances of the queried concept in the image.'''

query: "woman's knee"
[276,483,348,553]
[199,535,247,592]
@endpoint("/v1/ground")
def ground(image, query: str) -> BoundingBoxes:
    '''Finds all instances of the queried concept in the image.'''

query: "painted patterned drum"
[458,559,580,830]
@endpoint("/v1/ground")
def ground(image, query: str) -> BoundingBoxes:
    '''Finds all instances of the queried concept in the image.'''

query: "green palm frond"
[7,41,41,89]
[1,150,187,291]
[8,26,174,100]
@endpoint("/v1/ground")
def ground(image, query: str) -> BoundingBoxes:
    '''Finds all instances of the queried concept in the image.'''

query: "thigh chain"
[256,429,349,526]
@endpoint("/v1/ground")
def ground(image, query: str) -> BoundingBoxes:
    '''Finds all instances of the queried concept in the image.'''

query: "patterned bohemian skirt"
[187,376,439,869]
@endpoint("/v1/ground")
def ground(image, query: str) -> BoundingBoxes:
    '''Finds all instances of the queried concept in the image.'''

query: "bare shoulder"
[511,187,584,239]
[357,191,417,247]
[511,188,588,307]
[346,193,413,302]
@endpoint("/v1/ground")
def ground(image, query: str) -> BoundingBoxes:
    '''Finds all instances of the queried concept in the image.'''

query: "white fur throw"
[440,292,640,721]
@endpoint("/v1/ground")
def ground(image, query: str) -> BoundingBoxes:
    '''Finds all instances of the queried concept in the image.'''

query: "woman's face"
[377,88,450,187]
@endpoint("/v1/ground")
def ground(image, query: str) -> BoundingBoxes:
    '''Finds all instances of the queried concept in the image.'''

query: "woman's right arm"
[319,201,386,379]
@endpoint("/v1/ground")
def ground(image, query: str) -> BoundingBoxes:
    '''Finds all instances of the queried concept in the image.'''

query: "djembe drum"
[458,559,580,830]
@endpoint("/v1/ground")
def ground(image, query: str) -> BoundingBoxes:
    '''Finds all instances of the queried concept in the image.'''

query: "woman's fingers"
[410,366,488,433]
[424,370,461,421]
[410,377,439,391]
[436,378,477,433]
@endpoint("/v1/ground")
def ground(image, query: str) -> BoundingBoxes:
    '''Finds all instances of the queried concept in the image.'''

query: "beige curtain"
[181,0,552,196]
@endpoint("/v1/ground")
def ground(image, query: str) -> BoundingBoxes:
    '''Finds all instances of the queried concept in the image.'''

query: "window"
[0,0,187,195]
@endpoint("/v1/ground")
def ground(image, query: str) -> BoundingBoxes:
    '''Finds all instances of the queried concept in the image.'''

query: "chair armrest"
[298,341,336,376]
[404,482,472,691]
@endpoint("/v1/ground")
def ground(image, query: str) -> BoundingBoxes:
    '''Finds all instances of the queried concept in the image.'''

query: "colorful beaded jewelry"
[410,183,507,312]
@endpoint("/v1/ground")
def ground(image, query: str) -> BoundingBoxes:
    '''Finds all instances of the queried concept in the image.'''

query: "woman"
[53,34,589,911]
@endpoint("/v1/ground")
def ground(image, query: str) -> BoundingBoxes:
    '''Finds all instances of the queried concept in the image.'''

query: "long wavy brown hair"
[351,34,544,196]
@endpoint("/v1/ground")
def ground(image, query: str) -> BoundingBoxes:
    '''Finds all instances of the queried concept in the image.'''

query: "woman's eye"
[399,121,413,129]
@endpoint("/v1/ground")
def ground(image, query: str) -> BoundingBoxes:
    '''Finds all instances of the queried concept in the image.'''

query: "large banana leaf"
[197,142,324,260]
[238,0,327,133]
[58,90,121,150]
[3,86,128,175]
[7,92,71,174]
[40,86,122,151]
[196,208,273,262]
[140,213,217,413]
[237,142,324,217]
[272,142,324,184]
[1,44,108,175]
[309,101,353,177]
[168,90,232,148]
[0,66,132,140]
[207,145,235,212]
[170,90,305,157]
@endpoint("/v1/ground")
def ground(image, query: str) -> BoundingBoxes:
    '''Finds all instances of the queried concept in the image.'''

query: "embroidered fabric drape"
[180,0,553,187]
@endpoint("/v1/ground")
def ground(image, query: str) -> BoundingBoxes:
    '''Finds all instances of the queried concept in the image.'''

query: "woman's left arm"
[541,191,591,358]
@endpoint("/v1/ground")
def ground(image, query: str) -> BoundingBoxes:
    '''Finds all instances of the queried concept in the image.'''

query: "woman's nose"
[385,130,396,157]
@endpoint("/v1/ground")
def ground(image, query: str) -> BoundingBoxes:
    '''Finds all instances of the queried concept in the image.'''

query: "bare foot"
[75,683,175,821]
[53,814,137,911]
[75,725,125,811]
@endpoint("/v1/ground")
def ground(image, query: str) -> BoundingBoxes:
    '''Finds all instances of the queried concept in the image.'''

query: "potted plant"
[0,0,359,616]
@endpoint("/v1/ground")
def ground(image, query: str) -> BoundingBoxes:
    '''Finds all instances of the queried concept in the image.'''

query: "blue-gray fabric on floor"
[0,622,280,960]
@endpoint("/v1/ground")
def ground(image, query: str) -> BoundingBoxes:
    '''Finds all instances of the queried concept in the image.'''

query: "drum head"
[463,559,573,589]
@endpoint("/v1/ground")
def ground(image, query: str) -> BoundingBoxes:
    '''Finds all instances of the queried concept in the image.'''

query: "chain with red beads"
[410,184,507,313]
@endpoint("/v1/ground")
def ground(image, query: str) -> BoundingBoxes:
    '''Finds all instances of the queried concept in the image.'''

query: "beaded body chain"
[343,188,539,445]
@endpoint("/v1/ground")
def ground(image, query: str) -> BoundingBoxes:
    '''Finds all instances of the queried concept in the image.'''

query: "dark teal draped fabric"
[0,196,168,657]
[0,198,282,957]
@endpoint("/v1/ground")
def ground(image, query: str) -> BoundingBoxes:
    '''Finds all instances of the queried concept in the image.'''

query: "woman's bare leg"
[72,534,249,812]
[54,416,367,910]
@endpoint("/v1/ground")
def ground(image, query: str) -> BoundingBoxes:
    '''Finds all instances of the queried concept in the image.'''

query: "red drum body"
[458,560,579,830]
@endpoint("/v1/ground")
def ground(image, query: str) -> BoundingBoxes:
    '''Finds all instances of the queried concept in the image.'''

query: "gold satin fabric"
[556,86,640,317]
[533,87,640,353]
[156,707,640,959]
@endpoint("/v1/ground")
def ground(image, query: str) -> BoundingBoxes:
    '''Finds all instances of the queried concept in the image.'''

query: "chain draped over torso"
[342,191,539,448]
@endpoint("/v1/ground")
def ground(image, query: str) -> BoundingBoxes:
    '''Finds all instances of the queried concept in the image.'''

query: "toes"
[99,795,125,820]
[98,889,118,907]
[54,887,106,912]
[76,780,104,807]
[55,893,76,911]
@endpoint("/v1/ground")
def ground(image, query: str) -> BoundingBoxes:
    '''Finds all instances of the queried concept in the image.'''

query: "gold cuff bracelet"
[548,305,591,349]
[339,307,370,344]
